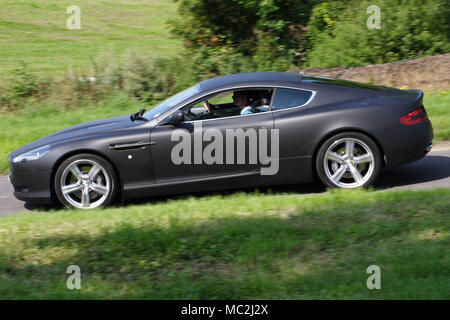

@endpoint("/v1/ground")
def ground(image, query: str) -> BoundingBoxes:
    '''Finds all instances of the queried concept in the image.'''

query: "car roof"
[199,72,302,91]
[198,72,389,93]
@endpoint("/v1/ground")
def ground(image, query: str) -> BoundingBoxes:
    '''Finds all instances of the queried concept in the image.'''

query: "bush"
[170,0,318,65]
[120,53,178,102]
[1,61,114,111]
[306,0,450,68]
[170,0,449,70]
[0,62,50,111]
[10,61,39,99]
[0,52,197,112]
[182,36,295,81]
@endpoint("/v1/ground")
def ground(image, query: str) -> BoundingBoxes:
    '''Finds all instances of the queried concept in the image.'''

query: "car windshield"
[143,84,201,120]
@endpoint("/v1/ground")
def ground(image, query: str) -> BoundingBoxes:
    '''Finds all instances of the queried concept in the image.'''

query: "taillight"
[400,106,428,125]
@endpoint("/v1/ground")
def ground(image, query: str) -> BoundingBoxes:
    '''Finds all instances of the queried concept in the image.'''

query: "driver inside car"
[203,90,268,116]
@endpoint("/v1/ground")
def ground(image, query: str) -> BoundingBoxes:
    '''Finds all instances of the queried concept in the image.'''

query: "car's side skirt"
[122,156,313,200]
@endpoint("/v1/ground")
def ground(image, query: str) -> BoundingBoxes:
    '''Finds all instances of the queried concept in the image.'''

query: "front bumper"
[8,169,53,204]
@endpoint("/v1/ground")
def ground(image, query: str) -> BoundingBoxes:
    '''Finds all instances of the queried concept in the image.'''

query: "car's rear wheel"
[316,132,381,189]
[54,154,118,209]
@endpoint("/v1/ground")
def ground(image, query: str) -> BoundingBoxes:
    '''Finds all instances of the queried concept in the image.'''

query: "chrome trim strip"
[109,142,154,150]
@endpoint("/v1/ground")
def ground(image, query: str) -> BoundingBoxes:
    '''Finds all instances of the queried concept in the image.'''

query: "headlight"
[12,145,50,163]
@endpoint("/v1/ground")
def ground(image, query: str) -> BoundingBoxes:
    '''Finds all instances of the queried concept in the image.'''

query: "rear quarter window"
[271,88,313,111]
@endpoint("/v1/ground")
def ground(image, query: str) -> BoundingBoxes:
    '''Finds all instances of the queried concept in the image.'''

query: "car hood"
[10,114,139,159]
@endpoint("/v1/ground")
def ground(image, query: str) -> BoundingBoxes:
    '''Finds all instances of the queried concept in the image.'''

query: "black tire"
[54,153,118,209]
[315,132,382,189]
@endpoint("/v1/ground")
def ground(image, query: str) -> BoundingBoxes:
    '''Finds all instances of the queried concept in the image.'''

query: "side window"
[208,91,234,105]
[181,88,274,121]
[271,88,313,111]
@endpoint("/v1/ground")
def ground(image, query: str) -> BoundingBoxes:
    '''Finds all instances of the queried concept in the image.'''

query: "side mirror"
[169,110,185,125]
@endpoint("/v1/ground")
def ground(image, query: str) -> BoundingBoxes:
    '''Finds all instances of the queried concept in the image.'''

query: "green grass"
[0,90,449,174]
[0,188,448,299]
[0,0,181,78]
[426,90,450,141]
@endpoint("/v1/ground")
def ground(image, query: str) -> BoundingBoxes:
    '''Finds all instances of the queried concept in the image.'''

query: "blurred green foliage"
[170,0,450,71]
[170,0,317,56]
[10,62,39,99]
[306,0,450,67]
[1,0,449,114]
[170,0,318,73]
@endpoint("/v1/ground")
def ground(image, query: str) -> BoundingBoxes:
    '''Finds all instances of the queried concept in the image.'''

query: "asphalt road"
[1,149,449,217]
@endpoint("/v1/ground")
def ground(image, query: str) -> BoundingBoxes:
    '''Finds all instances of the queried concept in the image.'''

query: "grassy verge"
[0,188,448,299]
[0,0,181,78]
[426,90,450,141]
[1,90,449,174]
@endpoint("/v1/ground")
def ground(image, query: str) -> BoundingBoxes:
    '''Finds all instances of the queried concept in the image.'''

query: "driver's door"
[150,90,274,184]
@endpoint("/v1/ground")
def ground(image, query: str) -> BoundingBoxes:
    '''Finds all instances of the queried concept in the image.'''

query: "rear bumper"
[373,119,434,168]
[9,170,53,204]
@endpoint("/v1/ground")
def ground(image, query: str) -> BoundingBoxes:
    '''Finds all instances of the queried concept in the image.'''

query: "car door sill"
[124,169,261,191]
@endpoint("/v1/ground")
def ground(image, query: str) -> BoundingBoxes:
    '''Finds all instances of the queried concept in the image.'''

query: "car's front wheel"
[54,154,118,209]
[316,132,381,189]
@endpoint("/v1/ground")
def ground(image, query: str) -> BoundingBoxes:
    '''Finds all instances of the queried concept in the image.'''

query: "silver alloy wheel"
[60,159,111,209]
[323,138,375,188]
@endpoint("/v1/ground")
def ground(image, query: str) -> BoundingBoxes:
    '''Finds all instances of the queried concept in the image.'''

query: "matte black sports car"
[8,72,433,209]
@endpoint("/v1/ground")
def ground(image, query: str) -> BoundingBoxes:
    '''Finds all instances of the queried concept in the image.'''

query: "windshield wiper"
[131,109,148,122]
